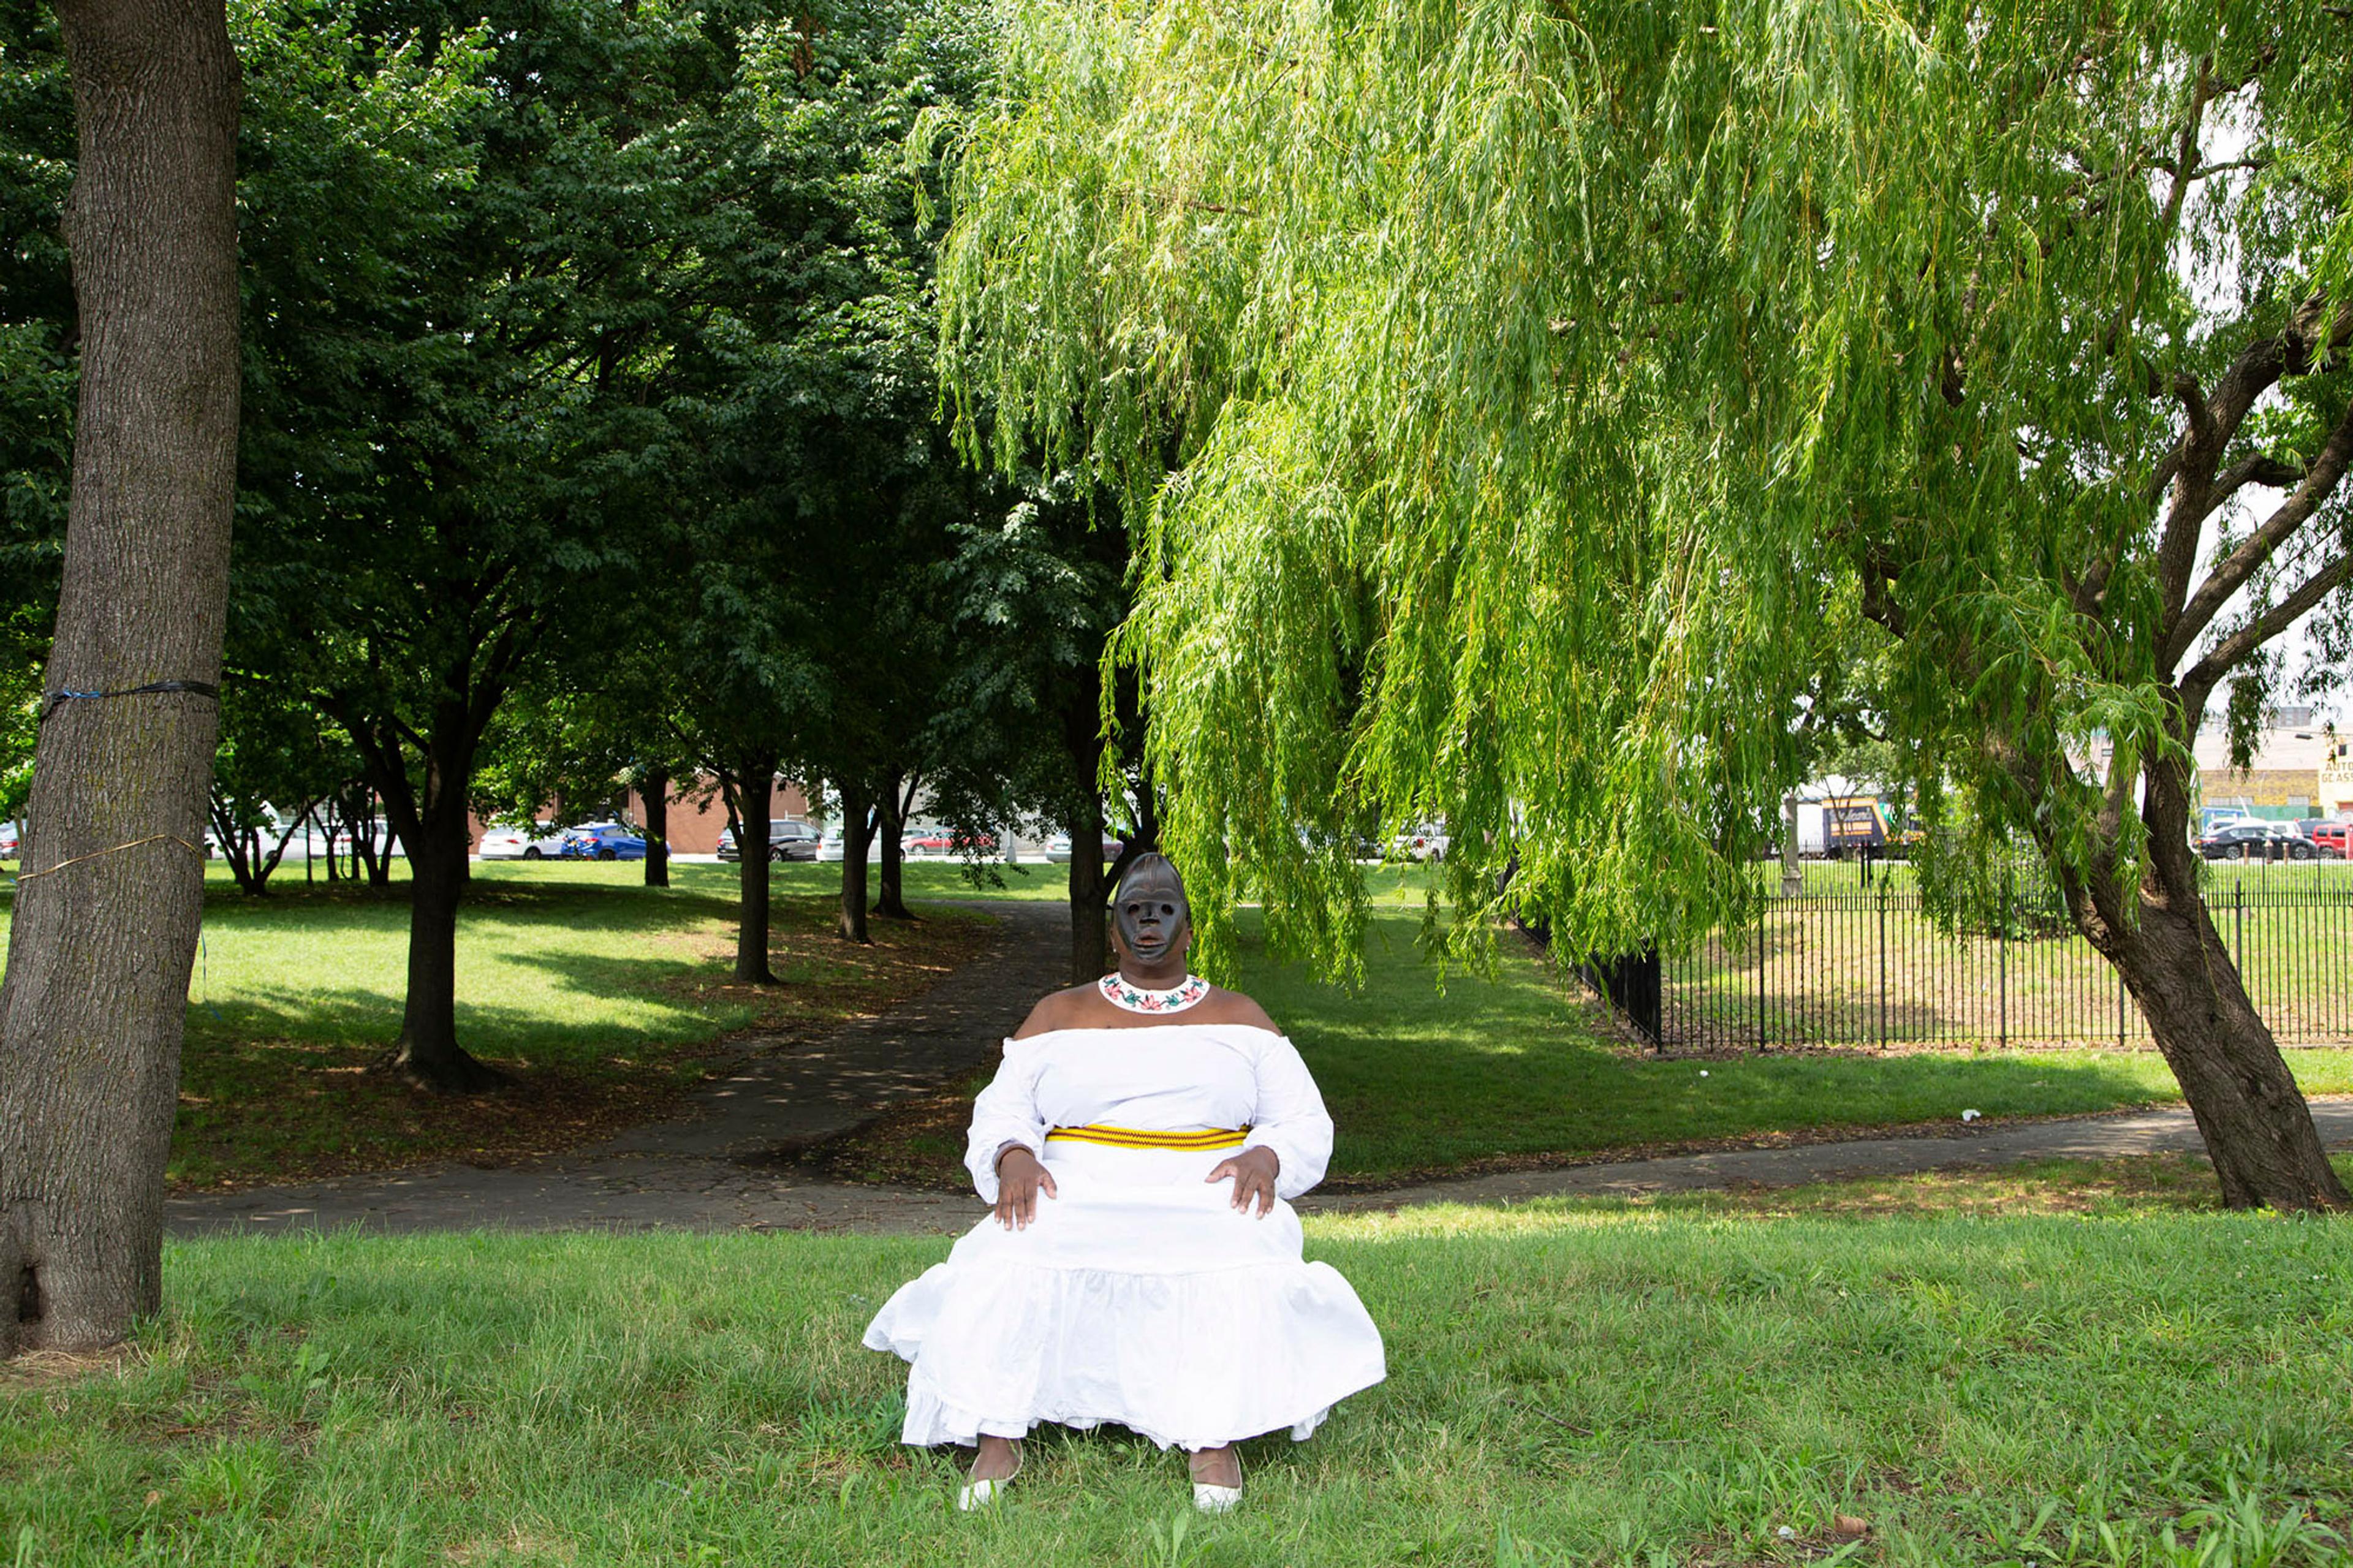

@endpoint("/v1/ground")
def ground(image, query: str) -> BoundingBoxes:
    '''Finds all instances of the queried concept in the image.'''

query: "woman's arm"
[1245,1033,1335,1200]
[963,1042,1050,1205]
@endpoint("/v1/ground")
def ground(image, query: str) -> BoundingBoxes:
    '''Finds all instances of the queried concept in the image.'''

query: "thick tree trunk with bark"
[2099,893,2349,1210]
[2080,747,2350,1210]
[0,0,240,1356]
[875,770,912,920]
[735,760,777,983]
[642,768,669,888]
[838,779,875,944]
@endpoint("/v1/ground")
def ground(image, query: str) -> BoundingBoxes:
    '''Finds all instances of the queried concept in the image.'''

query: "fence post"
[1877,884,1889,1048]
[1755,896,1765,1048]
[2235,882,2245,973]
[1999,868,2009,1048]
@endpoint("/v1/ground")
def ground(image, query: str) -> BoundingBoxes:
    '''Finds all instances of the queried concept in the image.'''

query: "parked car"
[291,817,400,860]
[559,822,647,860]
[477,820,568,860]
[901,825,1001,858]
[717,820,822,862]
[1044,831,1122,864]
[2306,820,2353,859]
[816,826,848,863]
[901,825,956,858]
[2196,822,2318,861]
[0,820,18,857]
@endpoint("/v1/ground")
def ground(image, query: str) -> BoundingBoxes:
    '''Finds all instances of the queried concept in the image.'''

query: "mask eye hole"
[1161,903,1176,917]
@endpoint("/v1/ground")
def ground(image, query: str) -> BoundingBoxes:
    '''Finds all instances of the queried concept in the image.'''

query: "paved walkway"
[167,903,2353,1238]
[1308,1099,2353,1214]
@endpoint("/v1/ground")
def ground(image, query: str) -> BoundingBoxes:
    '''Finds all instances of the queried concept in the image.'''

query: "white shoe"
[1188,1447,1242,1513]
[958,1441,1021,1511]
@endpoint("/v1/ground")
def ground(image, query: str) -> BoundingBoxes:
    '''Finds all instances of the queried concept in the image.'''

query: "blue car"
[558,822,647,861]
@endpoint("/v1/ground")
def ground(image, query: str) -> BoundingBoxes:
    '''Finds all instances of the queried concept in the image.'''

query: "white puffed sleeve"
[963,1039,1050,1203]
[1246,1034,1335,1200]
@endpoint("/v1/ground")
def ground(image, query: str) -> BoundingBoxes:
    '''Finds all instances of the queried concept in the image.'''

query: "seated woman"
[863,854,1387,1512]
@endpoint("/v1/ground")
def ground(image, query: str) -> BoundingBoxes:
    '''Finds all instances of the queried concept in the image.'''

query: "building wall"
[626,777,814,854]
[468,777,816,854]
[2197,768,2316,816]
[2194,714,2345,821]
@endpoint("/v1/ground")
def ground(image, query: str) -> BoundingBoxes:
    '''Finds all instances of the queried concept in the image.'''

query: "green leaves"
[941,0,2353,974]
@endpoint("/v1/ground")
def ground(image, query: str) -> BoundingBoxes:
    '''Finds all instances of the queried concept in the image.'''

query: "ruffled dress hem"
[863,1252,1385,1451]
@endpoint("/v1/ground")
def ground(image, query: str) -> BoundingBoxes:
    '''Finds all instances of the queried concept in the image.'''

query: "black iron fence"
[1572,862,2353,1051]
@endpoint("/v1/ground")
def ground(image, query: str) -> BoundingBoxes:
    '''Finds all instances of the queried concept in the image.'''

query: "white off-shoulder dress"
[862,1023,1387,1451]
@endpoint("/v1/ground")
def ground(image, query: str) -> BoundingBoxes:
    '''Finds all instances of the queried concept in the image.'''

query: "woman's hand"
[993,1144,1057,1230]
[1207,1145,1281,1217]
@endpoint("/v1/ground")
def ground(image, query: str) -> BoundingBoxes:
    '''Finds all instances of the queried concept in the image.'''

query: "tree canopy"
[937,0,2352,959]
[935,0,2353,1205]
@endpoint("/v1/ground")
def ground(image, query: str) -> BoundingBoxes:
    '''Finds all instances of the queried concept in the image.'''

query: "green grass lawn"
[6,1178,2349,1566]
[3,860,2348,1193]
[1268,916,2353,1183]
[1,862,1006,1187]
[817,909,2353,1190]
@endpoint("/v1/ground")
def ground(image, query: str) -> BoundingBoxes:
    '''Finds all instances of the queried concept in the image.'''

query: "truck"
[1824,796,1892,854]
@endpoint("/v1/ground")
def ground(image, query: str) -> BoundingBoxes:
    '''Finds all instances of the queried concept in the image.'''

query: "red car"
[901,827,997,858]
[2304,820,2351,859]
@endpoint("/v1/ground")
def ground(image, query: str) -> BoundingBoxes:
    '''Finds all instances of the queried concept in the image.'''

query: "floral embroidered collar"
[1099,972,1210,1014]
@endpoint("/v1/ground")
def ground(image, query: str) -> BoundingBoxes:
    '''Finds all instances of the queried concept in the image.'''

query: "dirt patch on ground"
[790,1071,990,1190]
[0,1345,139,1388]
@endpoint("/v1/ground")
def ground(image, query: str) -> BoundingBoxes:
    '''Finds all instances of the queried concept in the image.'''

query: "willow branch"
[2178,549,2353,718]
[2163,394,2353,670]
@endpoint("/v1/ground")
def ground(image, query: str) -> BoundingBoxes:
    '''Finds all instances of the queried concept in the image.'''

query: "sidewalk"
[1305,1099,2353,1214]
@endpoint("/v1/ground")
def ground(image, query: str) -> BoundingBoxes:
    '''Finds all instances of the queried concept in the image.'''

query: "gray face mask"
[1114,859,1190,965]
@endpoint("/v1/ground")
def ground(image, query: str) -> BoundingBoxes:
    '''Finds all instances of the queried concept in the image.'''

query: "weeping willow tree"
[930,0,2353,1210]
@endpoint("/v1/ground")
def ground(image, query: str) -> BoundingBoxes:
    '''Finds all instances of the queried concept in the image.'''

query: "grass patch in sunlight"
[5,1206,2348,1566]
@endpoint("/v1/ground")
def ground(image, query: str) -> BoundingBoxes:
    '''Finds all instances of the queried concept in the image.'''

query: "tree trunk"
[838,778,874,944]
[207,789,258,893]
[0,0,240,1357]
[735,759,776,983]
[344,689,502,1093]
[875,769,912,920]
[2097,893,2348,1210]
[252,802,310,892]
[1067,789,1109,985]
[1104,771,1159,891]
[387,814,500,1091]
[642,767,669,888]
[358,812,392,886]
[2086,752,2352,1211]
[1060,679,1112,983]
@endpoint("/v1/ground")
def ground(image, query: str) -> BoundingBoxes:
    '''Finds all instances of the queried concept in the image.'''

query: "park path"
[168,904,2353,1238]
[165,900,1067,1238]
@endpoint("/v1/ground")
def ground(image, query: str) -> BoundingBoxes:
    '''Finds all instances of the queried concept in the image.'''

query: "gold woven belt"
[1044,1123,1250,1151]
